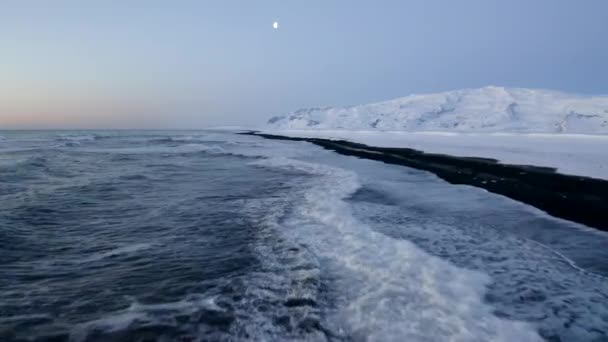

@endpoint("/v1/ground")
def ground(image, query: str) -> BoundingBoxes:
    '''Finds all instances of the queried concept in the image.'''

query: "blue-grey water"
[1,130,607,342]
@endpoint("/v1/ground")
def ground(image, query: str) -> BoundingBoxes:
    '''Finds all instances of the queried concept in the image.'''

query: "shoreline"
[243,131,608,232]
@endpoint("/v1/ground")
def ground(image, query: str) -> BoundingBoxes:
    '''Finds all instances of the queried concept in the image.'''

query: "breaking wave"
[4,130,607,341]
[55,134,97,142]
[251,157,542,341]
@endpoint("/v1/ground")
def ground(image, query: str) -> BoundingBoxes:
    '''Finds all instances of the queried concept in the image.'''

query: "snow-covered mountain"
[266,86,608,134]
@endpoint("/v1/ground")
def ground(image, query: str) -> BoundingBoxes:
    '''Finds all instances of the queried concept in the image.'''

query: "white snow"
[266,86,608,134]
[262,130,608,180]
[263,86,608,180]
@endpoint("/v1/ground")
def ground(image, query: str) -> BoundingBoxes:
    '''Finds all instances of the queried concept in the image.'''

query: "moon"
[273,21,279,30]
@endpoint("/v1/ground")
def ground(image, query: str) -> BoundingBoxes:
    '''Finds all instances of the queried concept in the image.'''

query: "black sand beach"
[245,132,608,232]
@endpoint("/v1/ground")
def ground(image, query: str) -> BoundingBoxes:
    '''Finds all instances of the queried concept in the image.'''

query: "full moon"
[273,21,279,29]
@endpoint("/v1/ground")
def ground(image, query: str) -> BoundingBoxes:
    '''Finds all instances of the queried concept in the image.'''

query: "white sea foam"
[252,157,542,341]
[56,134,96,142]
[170,135,196,142]
[69,295,222,341]
[310,151,608,341]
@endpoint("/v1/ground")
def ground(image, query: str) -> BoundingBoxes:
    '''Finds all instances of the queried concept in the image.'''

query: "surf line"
[242,131,608,232]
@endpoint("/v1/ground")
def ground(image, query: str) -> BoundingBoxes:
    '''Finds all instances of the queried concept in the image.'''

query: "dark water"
[0,131,607,341]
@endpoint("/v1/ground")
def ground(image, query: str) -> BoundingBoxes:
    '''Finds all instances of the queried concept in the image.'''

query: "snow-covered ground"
[263,86,608,180]
[267,86,608,134]
[261,130,608,181]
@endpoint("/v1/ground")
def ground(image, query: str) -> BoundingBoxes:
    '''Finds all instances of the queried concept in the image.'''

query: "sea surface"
[1,130,607,342]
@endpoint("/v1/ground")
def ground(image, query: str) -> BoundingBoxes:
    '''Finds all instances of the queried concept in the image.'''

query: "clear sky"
[1,0,607,129]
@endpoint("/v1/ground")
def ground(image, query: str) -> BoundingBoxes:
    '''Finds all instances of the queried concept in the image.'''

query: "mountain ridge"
[267,86,608,134]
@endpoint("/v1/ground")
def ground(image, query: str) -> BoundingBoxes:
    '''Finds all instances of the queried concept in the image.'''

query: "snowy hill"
[267,87,608,134]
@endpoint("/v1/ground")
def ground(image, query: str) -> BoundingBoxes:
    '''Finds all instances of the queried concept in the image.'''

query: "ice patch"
[252,157,542,341]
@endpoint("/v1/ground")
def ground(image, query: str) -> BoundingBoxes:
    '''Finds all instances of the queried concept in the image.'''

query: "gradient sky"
[1,0,607,129]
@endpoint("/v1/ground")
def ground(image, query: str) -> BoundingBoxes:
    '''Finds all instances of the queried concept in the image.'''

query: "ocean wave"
[61,141,82,147]
[0,155,51,179]
[70,295,230,341]
[81,143,227,155]
[166,136,198,142]
[253,156,542,341]
[68,270,325,342]
[80,243,154,263]
[55,134,97,142]
[323,153,608,341]
[147,137,175,143]
[146,135,225,144]
[242,187,325,339]
[2,156,49,170]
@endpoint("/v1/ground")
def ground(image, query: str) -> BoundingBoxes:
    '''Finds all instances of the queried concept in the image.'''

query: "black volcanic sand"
[243,132,608,232]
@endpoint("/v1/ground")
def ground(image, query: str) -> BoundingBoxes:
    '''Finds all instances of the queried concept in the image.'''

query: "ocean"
[1,130,607,342]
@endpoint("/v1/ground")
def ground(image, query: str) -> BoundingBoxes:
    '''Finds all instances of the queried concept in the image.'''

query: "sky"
[1,0,607,129]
